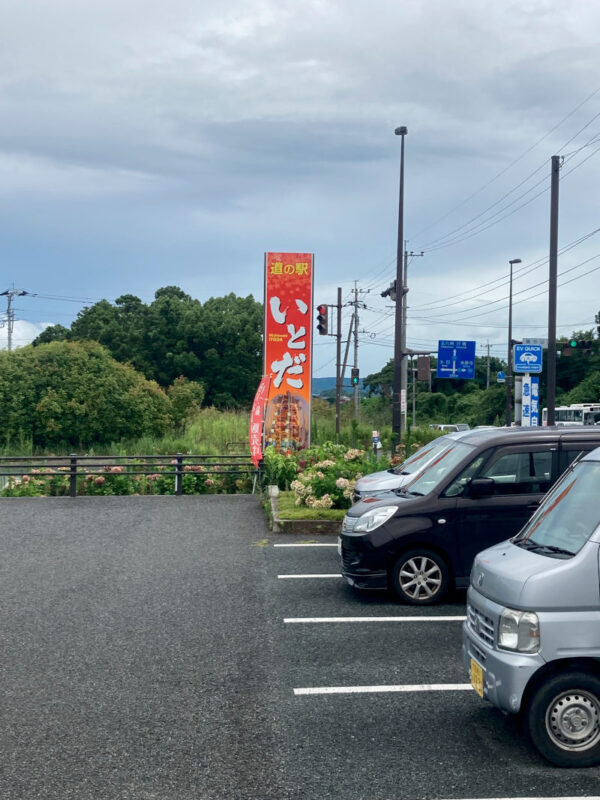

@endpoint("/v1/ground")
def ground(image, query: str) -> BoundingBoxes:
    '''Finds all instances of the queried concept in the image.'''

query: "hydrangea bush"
[263,441,399,510]
[0,462,253,497]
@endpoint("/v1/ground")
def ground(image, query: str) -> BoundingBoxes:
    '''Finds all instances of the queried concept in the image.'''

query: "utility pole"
[505,257,522,427]
[486,341,490,389]
[411,356,416,426]
[0,288,29,351]
[335,287,342,437]
[353,283,359,416]
[400,249,424,433]
[351,282,369,418]
[547,155,561,427]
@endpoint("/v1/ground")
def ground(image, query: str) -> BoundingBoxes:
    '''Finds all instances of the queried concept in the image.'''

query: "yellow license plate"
[470,658,484,698]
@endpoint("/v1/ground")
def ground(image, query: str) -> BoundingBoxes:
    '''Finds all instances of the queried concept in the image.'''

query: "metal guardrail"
[0,453,262,497]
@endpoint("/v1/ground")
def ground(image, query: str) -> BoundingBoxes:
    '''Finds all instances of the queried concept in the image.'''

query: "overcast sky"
[1,0,600,379]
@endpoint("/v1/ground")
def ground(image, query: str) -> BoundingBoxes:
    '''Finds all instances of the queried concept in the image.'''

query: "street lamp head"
[509,258,522,265]
[395,126,408,136]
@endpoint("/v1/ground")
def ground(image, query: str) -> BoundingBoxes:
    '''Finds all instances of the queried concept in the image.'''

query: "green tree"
[31,324,70,346]
[67,287,264,409]
[167,377,205,428]
[363,360,394,397]
[0,341,172,449]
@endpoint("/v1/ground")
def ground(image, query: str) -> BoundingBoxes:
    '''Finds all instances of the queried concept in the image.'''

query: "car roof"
[581,446,600,462]
[452,426,600,447]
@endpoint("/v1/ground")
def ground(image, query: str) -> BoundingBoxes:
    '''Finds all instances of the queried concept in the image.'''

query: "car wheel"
[391,549,449,604]
[524,672,600,767]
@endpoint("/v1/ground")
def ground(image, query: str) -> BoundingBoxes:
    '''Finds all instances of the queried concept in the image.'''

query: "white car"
[353,430,471,501]
[519,352,538,364]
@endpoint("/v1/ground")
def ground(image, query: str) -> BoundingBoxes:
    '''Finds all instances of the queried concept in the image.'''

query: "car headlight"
[498,608,540,653]
[352,505,397,533]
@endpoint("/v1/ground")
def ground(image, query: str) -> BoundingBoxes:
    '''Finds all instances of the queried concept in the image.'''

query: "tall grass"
[0,405,441,457]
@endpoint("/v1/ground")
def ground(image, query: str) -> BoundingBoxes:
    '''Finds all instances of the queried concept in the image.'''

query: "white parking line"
[284,615,466,623]
[273,543,338,547]
[294,683,473,695]
[277,574,343,579]
[436,798,600,800]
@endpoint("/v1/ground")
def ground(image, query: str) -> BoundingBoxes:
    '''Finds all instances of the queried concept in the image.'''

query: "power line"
[409,227,600,311]
[410,85,600,244]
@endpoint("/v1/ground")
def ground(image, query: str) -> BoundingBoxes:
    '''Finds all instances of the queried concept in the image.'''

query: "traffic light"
[351,367,359,386]
[316,304,328,335]
[562,339,593,355]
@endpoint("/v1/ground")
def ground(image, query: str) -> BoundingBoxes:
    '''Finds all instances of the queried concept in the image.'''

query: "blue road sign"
[497,371,506,383]
[514,344,543,373]
[436,340,476,379]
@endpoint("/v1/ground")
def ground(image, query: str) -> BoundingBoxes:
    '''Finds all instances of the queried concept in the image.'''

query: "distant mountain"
[312,376,363,395]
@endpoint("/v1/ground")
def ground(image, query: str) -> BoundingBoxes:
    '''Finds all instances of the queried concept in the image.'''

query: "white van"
[463,447,600,766]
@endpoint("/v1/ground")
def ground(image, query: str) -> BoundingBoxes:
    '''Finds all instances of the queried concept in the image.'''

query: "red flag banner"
[249,375,271,467]
[263,252,313,453]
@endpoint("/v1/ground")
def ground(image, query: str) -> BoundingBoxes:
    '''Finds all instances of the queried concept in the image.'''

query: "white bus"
[542,402,600,426]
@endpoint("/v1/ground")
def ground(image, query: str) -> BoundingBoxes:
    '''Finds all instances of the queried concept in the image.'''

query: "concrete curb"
[267,485,342,536]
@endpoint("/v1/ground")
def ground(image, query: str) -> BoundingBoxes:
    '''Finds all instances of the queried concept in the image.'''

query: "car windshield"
[404,441,476,496]
[513,460,600,557]
[392,437,449,475]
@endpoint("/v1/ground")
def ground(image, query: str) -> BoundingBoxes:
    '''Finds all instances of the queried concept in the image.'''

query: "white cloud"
[0,0,598,375]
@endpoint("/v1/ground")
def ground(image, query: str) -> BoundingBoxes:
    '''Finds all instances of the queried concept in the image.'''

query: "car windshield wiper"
[515,538,574,556]
[533,543,575,556]
[405,489,425,496]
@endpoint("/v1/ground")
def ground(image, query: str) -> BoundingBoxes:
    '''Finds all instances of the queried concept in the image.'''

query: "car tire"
[524,672,600,767]
[390,549,449,605]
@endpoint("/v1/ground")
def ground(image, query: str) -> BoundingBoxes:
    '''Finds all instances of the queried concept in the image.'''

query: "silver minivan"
[463,447,600,767]
[353,431,469,501]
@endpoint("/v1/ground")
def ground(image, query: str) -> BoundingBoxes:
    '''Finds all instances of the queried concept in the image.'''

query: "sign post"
[436,340,476,379]
[520,374,540,427]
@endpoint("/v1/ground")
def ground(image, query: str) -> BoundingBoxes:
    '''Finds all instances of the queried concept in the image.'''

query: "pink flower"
[86,474,94,481]
[94,476,106,485]
[22,475,30,483]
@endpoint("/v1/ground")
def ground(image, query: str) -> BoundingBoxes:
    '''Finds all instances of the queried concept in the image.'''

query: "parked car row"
[338,426,600,767]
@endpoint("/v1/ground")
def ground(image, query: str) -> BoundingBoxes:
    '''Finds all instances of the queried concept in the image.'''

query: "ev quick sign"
[513,343,543,374]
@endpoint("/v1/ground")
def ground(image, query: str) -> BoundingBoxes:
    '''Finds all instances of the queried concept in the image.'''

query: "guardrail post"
[175,453,183,495]
[69,453,78,498]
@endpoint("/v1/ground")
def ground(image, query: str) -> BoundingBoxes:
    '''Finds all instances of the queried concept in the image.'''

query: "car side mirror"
[468,477,495,497]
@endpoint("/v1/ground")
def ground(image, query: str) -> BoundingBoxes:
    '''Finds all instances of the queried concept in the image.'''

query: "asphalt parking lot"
[1,495,600,799]
[269,534,600,799]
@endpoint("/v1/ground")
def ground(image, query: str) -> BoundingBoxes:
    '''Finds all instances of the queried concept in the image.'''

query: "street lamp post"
[505,257,522,426]
[392,126,407,448]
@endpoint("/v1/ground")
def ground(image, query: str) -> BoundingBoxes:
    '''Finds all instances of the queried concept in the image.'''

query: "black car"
[340,427,600,605]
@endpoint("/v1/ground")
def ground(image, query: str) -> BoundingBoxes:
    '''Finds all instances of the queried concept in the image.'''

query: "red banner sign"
[263,252,313,453]
[249,375,271,467]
